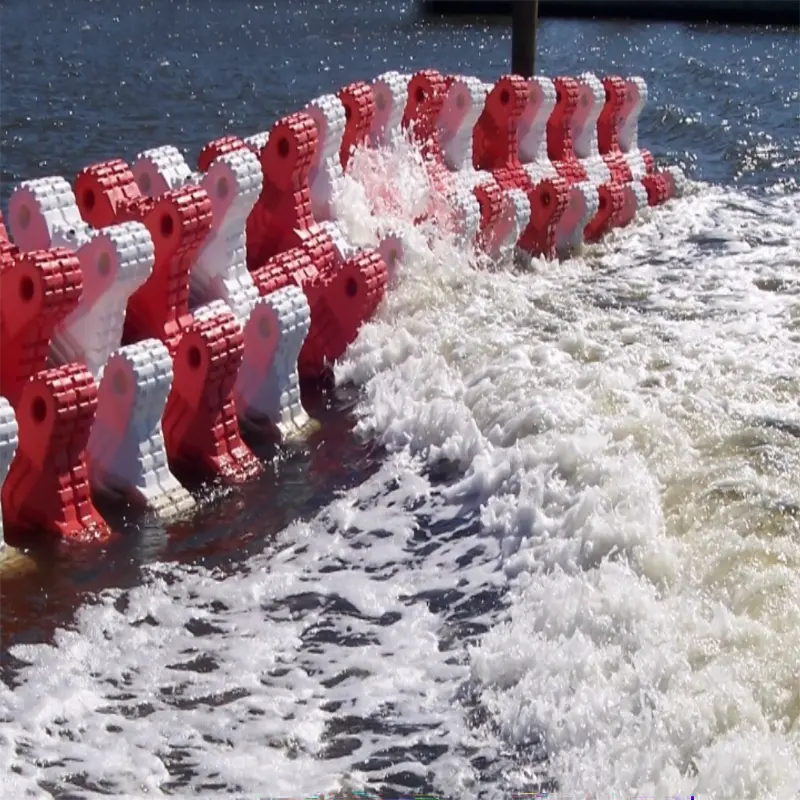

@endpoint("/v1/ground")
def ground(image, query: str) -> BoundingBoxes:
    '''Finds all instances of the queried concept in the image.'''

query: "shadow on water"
[0,382,387,670]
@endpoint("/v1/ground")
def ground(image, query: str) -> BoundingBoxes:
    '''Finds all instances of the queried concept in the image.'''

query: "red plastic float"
[0,244,109,543]
[338,81,376,170]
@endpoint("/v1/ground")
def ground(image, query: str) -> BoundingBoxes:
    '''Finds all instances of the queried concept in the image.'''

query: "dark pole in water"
[511,0,539,77]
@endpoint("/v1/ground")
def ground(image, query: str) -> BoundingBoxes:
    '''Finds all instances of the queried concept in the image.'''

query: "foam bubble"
[333,167,800,797]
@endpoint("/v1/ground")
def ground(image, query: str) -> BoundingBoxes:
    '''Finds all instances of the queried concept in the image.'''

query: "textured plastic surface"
[252,241,388,381]
[0,240,111,542]
[240,113,320,268]
[437,75,487,173]
[547,76,625,241]
[305,93,347,222]
[370,71,411,146]
[472,75,570,259]
[519,76,597,253]
[9,175,156,372]
[338,81,376,170]
[75,159,262,483]
[2,363,110,544]
[573,73,647,227]
[88,339,195,515]
[233,285,312,438]
[0,397,19,548]
[211,123,389,376]
[7,174,198,515]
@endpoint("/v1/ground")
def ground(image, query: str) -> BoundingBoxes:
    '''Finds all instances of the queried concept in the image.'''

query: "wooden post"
[511,0,539,78]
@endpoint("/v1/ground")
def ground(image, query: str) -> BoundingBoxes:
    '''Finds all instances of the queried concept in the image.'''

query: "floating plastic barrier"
[398,69,522,259]
[0,68,686,542]
[598,75,686,205]
[131,143,313,440]
[305,93,349,224]
[74,160,262,483]
[193,120,389,380]
[471,74,569,260]
[305,91,407,277]
[7,177,196,516]
[570,73,648,228]
[517,76,598,254]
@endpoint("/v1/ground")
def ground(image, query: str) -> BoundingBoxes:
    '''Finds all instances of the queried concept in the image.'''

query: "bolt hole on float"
[0,68,685,554]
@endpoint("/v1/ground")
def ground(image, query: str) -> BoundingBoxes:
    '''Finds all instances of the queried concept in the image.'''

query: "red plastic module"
[0,247,110,542]
[338,81,376,170]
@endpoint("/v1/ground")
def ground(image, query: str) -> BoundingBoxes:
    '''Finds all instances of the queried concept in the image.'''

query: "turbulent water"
[1,1,799,798]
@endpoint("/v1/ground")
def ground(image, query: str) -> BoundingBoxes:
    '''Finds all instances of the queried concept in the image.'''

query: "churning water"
[1,1,799,798]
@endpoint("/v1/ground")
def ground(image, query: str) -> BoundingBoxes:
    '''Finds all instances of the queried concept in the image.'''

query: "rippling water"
[1,1,799,798]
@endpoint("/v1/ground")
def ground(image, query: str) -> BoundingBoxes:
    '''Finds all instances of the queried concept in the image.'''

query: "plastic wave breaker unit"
[0,69,685,548]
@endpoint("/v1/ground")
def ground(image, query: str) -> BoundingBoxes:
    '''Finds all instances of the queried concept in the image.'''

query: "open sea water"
[1,1,799,797]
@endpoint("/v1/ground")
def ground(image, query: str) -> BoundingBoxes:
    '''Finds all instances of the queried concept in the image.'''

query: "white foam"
[2,133,799,799]
[333,177,800,798]
[0,455,494,797]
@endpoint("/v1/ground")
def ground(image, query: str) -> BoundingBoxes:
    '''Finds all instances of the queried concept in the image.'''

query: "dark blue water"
[2,0,797,207]
[1,1,798,796]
